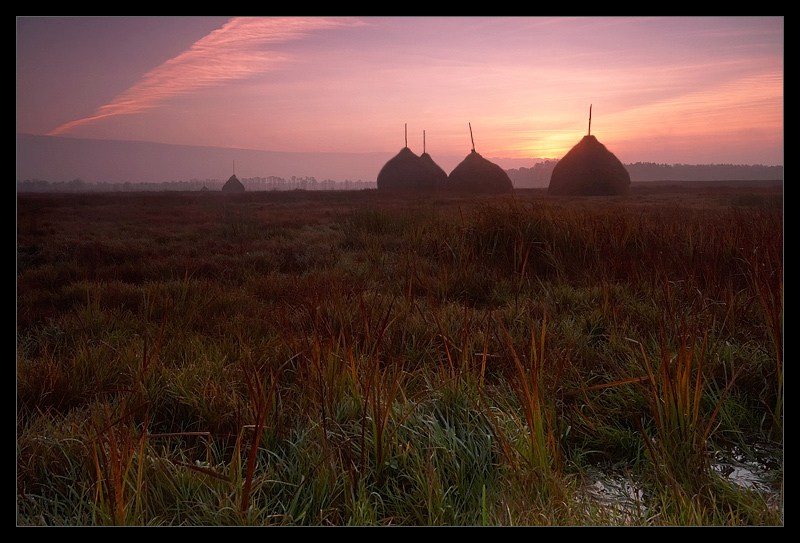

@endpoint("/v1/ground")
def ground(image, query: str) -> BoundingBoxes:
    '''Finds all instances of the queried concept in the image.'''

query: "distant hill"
[15,134,397,185]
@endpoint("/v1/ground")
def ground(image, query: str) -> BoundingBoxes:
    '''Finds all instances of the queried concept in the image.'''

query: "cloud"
[48,17,360,136]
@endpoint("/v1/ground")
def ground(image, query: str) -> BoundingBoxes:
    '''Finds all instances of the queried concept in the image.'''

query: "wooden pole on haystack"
[469,123,475,152]
[423,130,426,154]
[588,105,592,136]
[405,123,408,148]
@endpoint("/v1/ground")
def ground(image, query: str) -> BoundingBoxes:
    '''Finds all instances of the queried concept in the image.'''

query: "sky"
[16,16,784,166]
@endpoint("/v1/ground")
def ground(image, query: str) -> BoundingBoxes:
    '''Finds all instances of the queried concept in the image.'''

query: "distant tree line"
[15,176,377,193]
[507,161,783,188]
[16,162,782,193]
[506,160,559,188]
[239,176,376,191]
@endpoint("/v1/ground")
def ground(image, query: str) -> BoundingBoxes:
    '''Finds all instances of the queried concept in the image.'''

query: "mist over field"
[16,134,783,191]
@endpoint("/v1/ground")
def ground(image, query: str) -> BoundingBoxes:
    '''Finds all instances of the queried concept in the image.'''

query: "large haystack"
[376,147,440,191]
[445,150,513,194]
[222,174,245,192]
[548,107,630,196]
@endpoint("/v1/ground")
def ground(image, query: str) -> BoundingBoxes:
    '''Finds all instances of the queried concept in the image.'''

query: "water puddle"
[711,443,783,499]
[580,466,648,524]
[580,443,783,523]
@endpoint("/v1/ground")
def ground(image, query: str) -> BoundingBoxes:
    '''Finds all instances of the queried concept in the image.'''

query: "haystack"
[419,131,448,187]
[442,123,513,194]
[376,126,440,191]
[547,135,630,196]
[445,150,513,193]
[547,107,630,196]
[376,147,441,191]
[221,174,245,192]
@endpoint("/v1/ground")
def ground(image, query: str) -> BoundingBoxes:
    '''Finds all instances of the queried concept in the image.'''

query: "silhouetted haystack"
[548,107,630,196]
[222,174,245,192]
[419,130,448,188]
[377,147,442,191]
[442,123,513,194]
[445,150,513,194]
[377,125,442,192]
[420,152,447,184]
[547,135,630,196]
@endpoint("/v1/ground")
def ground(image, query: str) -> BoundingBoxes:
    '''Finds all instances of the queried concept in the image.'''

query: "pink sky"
[16,16,784,166]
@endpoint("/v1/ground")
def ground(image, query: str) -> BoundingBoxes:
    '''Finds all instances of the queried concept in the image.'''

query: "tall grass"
[494,315,560,475]
[17,189,782,525]
[89,399,149,525]
[632,318,717,499]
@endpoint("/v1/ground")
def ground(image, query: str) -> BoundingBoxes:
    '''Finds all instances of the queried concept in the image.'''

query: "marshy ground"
[16,183,783,525]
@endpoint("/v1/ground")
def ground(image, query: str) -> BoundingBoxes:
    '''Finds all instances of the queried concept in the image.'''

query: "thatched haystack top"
[376,147,441,191]
[547,135,630,196]
[222,174,245,192]
[444,150,513,194]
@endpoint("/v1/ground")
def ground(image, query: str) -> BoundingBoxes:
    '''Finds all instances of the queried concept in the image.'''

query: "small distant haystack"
[221,161,245,192]
[376,125,440,191]
[222,174,245,192]
[547,106,630,196]
[443,124,513,194]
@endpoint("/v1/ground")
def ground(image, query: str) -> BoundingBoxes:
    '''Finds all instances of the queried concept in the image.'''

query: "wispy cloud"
[48,17,360,136]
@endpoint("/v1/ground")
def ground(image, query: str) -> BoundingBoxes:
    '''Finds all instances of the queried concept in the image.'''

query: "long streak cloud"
[48,17,358,136]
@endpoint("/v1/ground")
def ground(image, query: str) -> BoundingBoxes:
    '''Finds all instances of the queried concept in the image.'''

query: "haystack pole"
[588,104,592,136]
[469,122,476,152]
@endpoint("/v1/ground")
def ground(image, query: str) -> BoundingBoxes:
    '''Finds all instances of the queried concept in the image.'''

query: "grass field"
[16,184,783,525]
